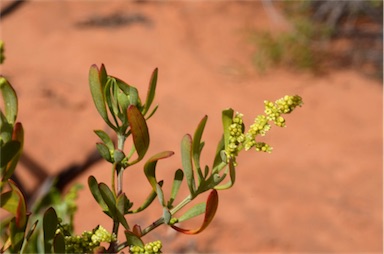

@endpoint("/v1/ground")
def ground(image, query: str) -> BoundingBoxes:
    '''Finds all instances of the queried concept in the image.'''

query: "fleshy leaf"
[0,76,18,124]
[181,134,195,195]
[130,180,163,214]
[124,230,144,248]
[94,130,114,151]
[43,207,58,253]
[156,183,165,207]
[214,159,236,190]
[88,176,111,217]
[53,232,65,254]
[99,183,117,218]
[171,189,219,235]
[0,140,20,168]
[0,180,27,228]
[177,202,206,223]
[192,116,208,184]
[9,216,28,253]
[127,105,149,163]
[116,193,130,230]
[96,143,113,163]
[222,108,234,154]
[167,169,184,208]
[89,65,112,128]
[144,151,174,191]
[142,68,158,116]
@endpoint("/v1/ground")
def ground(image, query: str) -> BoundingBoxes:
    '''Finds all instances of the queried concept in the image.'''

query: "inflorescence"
[129,240,162,254]
[60,225,116,253]
[225,95,303,165]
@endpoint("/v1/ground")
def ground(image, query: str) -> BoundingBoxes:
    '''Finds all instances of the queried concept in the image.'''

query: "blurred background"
[1,1,382,253]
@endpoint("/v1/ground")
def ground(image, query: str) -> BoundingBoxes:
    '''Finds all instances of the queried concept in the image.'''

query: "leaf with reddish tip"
[144,151,174,191]
[128,105,149,163]
[171,189,219,235]
[0,180,27,228]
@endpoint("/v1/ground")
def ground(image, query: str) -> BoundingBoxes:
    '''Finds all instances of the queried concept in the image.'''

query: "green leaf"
[163,207,171,225]
[212,135,225,169]
[9,216,27,253]
[156,183,165,207]
[214,159,236,190]
[1,123,24,182]
[130,181,163,214]
[88,176,111,217]
[145,104,158,120]
[99,183,117,218]
[171,189,219,235]
[144,151,174,191]
[192,115,208,184]
[167,169,184,208]
[124,230,144,248]
[53,232,65,254]
[127,105,149,163]
[89,65,113,128]
[177,202,206,223]
[181,134,195,195]
[222,108,234,154]
[116,193,130,230]
[0,140,20,168]
[43,207,58,254]
[142,68,158,116]
[96,143,113,163]
[113,149,125,164]
[94,130,114,151]
[0,76,18,124]
[1,180,27,228]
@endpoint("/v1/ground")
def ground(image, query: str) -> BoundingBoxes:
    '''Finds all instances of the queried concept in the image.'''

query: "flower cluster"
[225,95,302,163]
[225,112,245,165]
[129,240,162,254]
[64,225,116,253]
[264,95,303,127]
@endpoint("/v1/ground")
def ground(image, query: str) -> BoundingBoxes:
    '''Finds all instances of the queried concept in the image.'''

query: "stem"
[170,194,193,215]
[140,217,164,237]
[116,133,126,196]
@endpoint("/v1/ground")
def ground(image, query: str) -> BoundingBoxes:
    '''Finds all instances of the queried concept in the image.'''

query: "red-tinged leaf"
[171,189,219,235]
[127,105,149,163]
[133,224,142,237]
[144,151,174,191]
[8,180,27,228]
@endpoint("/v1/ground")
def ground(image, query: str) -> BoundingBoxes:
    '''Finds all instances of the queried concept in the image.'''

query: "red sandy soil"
[1,1,382,253]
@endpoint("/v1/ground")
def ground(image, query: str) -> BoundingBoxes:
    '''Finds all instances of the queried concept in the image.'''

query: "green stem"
[140,217,164,237]
[170,194,193,215]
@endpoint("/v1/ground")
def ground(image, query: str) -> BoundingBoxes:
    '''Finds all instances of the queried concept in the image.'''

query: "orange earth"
[1,1,382,253]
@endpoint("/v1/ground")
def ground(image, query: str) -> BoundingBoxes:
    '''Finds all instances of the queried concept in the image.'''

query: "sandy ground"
[1,1,383,253]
